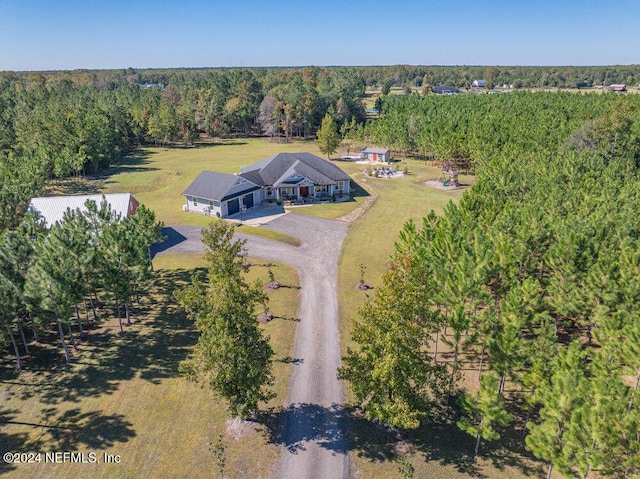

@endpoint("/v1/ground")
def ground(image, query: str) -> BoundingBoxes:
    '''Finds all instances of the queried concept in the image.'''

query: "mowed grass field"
[101,139,353,224]
[0,255,300,479]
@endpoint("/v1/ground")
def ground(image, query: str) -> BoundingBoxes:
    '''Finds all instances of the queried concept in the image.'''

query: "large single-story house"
[471,80,486,88]
[182,152,352,218]
[361,148,390,163]
[610,84,627,92]
[29,193,139,228]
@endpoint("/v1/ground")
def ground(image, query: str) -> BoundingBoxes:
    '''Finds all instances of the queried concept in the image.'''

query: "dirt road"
[155,213,350,479]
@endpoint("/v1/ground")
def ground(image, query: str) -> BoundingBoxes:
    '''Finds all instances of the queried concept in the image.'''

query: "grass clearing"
[103,139,355,225]
[52,138,361,243]
[1,254,299,478]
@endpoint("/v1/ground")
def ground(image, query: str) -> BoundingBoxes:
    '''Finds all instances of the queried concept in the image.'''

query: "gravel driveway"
[154,213,350,479]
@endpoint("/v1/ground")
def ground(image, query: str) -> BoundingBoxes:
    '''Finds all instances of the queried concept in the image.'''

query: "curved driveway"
[155,213,350,479]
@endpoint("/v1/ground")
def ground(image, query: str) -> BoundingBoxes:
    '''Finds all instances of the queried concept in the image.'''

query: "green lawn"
[1,255,299,479]
[53,138,362,243]
[100,139,361,224]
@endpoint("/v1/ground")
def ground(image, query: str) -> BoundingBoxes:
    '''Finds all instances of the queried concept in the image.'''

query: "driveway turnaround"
[154,213,350,479]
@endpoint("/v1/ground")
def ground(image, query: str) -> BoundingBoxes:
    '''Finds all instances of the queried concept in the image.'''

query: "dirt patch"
[0,389,14,401]
[424,180,468,191]
[225,417,257,440]
[355,282,372,291]
[257,312,275,323]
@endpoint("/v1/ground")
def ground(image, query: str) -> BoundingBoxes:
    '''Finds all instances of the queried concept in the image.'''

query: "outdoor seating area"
[369,166,404,178]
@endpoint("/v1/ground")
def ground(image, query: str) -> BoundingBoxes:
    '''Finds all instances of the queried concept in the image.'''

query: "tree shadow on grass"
[255,402,483,476]
[0,408,28,474]
[0,267,203,474]
[194,140,248,148]
[0,406,135,472]
[0,268,199,403]
[255,399,542,478]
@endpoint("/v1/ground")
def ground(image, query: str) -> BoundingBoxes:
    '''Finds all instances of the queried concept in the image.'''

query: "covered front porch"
[265,184,334,204]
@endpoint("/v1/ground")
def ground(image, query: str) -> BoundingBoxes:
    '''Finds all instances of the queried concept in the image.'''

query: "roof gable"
[240,152,350,186]
[361,148,389,155]
[182,170,259,202]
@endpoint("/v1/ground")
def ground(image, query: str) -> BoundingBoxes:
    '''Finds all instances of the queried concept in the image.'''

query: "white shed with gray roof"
[361,148,390,163]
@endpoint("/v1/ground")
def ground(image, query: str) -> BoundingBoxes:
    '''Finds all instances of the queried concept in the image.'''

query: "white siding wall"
[184,196,222,217]
[335,180,351,194]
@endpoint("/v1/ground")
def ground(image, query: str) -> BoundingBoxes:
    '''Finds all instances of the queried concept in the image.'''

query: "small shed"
[361,148,390,163]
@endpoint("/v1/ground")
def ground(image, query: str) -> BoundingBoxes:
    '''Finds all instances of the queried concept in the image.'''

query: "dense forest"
[340,93,640,477]
[366,91,634,164]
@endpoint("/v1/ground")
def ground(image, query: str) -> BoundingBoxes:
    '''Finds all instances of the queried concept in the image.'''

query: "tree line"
[0,200,164,368]
[340,96,640,478]
[364,91,640,168]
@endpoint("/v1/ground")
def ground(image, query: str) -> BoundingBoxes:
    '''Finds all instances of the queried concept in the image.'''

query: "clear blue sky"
[1,0,638,71]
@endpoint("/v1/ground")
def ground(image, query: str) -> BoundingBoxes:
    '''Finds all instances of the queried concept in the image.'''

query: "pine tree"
[525,341,588,479]
[457,372,512,458]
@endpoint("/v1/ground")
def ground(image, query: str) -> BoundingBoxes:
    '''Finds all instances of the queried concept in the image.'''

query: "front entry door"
[300,186,309,196]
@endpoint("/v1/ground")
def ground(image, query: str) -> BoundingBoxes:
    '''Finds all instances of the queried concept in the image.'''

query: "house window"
[193,197,198,206]
[267,188,274,196]
[281,187,294,196]
[336,181,346,192]
[316,185,328,193]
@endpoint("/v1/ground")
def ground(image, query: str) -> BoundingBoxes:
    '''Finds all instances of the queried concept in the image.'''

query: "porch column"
[297,187,301,201]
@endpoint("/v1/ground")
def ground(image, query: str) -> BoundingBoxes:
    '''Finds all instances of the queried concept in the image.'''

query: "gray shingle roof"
[182,171,257,201]
[361,148,389,155]
[240,152,350,186]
